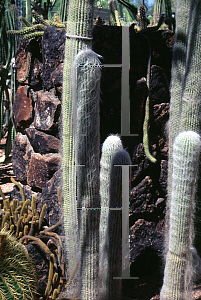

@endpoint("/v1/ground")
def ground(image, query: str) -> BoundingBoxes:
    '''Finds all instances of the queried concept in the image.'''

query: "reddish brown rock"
[34,90,61,131]
[12,132,34,181]
[13,86,33,127]
[15,49,29,84]
[25,128,60,154]
[27,153,60,189]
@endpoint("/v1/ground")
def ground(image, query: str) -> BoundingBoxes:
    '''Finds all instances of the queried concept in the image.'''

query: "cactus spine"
[160,131,201,300]
[99,148,132,300]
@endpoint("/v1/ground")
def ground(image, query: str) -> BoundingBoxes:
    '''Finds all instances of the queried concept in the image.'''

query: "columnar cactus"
[99,134,123,255]
[160,131,201,300]
[164,0,191,259]
[61,0,94,291]
[99,148,132,300]
[99,135,123,298]
[74,48,102,299]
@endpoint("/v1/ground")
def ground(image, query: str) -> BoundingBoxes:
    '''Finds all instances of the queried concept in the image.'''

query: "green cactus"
[160,131,201,300]
[165,0,198,262]
[61,0,95,297]
[26,0,32,23]
[0,228,38,300]
[7,11,65,41]
[153,0,162,25]
[99,148,132,300]
[143,41,157,164]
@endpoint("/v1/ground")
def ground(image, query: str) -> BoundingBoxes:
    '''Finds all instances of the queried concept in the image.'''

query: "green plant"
[153,0,163,25]
[162,0,201,298]
[7,10,65,40]
[164,0,193,260]
[0,181,65,299]
[0,228,38,299]
[61,1,98,299]
[0,1,18,160]
[160,131,201,299]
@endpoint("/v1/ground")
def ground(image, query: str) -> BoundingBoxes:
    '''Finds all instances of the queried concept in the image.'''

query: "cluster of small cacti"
[0,181,65,299]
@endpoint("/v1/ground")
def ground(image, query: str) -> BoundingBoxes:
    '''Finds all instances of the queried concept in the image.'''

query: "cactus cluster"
[0,180,65,299]
[7,10,65,40]
[62,43,132,298]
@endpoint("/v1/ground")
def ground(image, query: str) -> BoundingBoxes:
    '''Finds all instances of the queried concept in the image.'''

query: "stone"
[30,58,43,87]
[12,132,34,181]
[50,63,64,92]
[25,128,60,154]
[15,39,30,84]
[13,86,33,127]
[42,26,66,90]
[34,90,61,131]
[149,65,170,104]
[37,168,64,235]
[27,153,60,189]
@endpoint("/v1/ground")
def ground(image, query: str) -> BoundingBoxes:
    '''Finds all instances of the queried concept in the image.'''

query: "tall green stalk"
[160,131,201,300]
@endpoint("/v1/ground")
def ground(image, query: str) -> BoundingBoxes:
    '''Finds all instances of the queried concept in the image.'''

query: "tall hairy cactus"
[99,135,123,260]
[162,0,201,298]
[74,49,102,299]
[164,0,191,260]
[99,135,123,298]
[160,131,201,300]
[99,147,132,300]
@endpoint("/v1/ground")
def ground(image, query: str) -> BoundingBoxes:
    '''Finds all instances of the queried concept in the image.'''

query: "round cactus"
[0,228,38,300]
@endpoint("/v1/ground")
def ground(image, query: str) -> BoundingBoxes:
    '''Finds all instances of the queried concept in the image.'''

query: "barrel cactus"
[0,228,38,300]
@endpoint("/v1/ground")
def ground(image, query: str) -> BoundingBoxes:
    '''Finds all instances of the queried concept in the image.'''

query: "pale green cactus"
[160,131,201,300]
[164,0,191,260]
